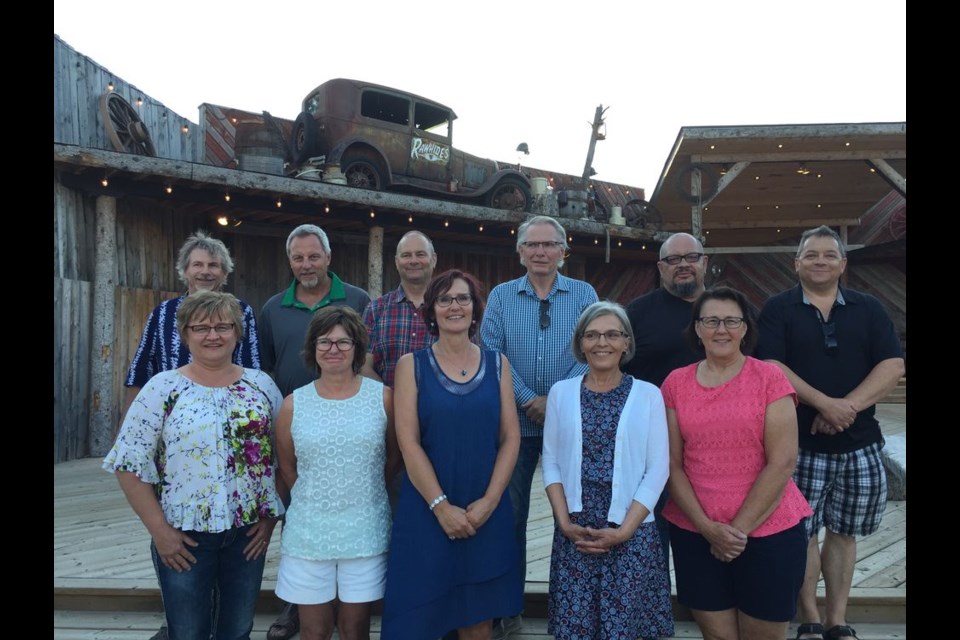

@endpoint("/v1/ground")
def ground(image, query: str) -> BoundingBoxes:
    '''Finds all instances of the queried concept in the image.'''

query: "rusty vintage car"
[289,79,531,211]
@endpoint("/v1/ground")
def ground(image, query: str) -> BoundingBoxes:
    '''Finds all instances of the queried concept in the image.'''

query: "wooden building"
[53,34,905,463]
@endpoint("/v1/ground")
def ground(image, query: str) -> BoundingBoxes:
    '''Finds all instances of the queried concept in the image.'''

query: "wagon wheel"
[622,198,663,230]
[887,208,906,240]
[100,93,156,156]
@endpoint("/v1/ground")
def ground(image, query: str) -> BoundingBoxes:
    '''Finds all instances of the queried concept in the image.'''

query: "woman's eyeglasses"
[436,294,473,307]
[315,338,356,351]
[188,323,235,335]
[581,330,627,343]
[697,316,744,329]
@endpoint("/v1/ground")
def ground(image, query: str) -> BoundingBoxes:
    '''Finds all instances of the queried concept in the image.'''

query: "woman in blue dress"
[382,269,522,640]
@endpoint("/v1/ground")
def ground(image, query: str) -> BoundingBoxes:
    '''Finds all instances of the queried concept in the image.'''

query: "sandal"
[267,603,300,640]
[824,625,859,640]
[794,622,824,639]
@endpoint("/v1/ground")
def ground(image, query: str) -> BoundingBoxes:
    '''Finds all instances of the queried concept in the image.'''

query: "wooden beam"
[54,144,659,241]
[701,217,861,230]
[692,150,906,163]
[90,195,118,457]
[681,122,906,140]
[368,226,384,299]
[870,158,907,195]
[704,244,865,254]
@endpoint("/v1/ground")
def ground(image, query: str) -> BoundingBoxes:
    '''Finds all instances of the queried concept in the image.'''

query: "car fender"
[472,168,530,196]
[327,138,394,184]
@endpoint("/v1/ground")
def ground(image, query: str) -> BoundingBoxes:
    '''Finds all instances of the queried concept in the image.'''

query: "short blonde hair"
[176,290,244,342]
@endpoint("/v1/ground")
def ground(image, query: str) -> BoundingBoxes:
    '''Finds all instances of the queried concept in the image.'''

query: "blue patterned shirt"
[481,273,598,437]
[125,294,261,388]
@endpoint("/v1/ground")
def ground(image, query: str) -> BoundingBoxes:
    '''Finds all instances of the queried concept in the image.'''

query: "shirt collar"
[281,271,347,310]
[519,273,567,298]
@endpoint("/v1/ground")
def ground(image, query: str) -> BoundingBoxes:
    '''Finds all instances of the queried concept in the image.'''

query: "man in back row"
[758,225,904,640]
[259,223,371,640]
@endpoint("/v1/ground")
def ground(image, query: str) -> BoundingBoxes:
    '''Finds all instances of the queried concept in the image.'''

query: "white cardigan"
[541,375,669,525]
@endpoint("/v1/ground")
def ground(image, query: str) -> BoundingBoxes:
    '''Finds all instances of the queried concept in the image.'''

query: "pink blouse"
[660,357,812,537]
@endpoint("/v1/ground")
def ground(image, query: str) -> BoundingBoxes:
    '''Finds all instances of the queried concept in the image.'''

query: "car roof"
[304,78,458,119]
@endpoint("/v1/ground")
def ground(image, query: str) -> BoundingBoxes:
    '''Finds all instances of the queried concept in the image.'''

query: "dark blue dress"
[547,376,674,640]
[381,349,522,639]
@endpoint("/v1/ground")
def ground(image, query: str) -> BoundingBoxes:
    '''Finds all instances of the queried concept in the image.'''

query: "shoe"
[148,625,168,640]
[267,603,300,640]
[794,623,824,639]
[824,625,859,640]
[492,614,523,640]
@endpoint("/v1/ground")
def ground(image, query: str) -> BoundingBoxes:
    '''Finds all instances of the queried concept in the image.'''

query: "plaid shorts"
[795,441,887,538]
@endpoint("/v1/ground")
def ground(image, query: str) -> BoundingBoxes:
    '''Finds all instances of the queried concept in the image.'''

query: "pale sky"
[53,0,906,194]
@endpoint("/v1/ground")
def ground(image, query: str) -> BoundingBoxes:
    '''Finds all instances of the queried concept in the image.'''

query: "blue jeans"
[153,523,265,640]
[508,435,543,596]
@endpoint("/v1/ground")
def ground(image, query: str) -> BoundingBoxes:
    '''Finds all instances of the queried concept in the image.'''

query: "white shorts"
[275,553,387,604]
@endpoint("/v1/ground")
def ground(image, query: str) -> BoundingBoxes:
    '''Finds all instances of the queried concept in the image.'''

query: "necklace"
[433,344,473,378]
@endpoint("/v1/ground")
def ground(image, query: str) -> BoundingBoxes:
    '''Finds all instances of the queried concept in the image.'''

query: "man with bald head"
[621,231,709,593]
[362,230,438,387]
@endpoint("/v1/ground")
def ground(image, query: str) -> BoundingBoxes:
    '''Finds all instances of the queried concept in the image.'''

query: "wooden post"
[368,226,384,299]
[90,195,118,456]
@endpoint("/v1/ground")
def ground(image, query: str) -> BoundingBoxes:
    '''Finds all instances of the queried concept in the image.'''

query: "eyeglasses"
[315,338,356,351]
[581,330,627,343]
[821,321,838,354]
[697,316,744,329]
[520,241,563,250]
[436,294,473,307]
[539,299,551,330]
[660,252,704,266]
[188,323,235,335]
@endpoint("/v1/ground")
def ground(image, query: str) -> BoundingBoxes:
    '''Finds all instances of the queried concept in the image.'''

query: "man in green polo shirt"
[260,223,371,640]
[260,223,371,398]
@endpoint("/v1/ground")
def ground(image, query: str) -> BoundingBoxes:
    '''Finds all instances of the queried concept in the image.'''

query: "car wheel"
[342,156,384,190]
[290,112,319,165]
[486,176,532,212]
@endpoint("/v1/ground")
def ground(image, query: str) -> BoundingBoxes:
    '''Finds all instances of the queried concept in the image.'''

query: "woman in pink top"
[660,287,812,640]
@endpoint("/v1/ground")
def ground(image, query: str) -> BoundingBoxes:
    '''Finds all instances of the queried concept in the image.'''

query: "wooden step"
[53,610,909,640]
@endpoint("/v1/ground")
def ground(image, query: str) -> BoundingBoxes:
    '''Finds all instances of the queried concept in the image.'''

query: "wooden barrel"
[235,122,285,175]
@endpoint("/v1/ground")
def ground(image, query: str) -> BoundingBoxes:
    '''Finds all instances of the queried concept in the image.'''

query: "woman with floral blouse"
[104,290,284,640]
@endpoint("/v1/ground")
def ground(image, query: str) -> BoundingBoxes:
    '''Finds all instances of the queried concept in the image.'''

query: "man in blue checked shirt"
[481,216,598,639]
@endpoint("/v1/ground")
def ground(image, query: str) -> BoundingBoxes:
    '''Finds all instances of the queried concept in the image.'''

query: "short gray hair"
[286,224,331,257]
[517,216,568,269]
[571,301,635,364]
[797,225,846,258]
[176,231,234,287]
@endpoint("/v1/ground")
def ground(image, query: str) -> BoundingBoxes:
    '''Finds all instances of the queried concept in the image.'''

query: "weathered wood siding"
[54,35,201,162]
[54,278,92,462]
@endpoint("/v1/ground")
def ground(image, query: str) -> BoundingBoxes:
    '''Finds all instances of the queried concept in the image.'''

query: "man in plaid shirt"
[362,230,438,387]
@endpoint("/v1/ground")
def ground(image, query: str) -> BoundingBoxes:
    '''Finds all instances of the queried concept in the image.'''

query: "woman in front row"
[274,306,398,640]
[542,301,674,640]
[661,287,812,640]
[104,291,283,640]
[382,269,522,640]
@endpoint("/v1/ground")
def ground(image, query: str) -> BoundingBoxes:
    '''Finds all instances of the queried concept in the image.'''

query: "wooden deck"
[54,405,906,638]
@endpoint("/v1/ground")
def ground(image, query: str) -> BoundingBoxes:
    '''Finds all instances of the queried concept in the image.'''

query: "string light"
[182,124,189,134]
[593,238,598,245]
[100,177,109,188]
[641,245,646,250]
[107,81,114,92]
[479,225,484,232]
[324,203,330,214]
[510,229,515,235]
[369,210,375,218]
[444,221,449,227]
[224,193,231,202]
[276,198,282,208]
[617,241,622,247]
[408,215,413,223]
[217,216,229,226]
[164,185,173,194]
[136,97,143,107]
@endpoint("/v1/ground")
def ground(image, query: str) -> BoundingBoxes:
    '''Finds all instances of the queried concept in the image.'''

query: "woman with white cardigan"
[542,301,674,640]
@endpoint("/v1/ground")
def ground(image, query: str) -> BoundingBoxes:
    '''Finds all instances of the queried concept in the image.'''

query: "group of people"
[104,216,903,640]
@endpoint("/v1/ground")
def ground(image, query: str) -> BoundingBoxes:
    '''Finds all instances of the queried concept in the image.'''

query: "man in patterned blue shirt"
[481,216,598,639]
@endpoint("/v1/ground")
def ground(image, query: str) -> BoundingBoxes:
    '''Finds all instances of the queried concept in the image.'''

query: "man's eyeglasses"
[436,294,473,307]
[697,316,744,329]
[660,252,704,266]
[315,338,356,351]
[821,321,838,353]
[188,323,235,335]
[539,299,551,330]
[581,330,627,343]
[521,241,563,250]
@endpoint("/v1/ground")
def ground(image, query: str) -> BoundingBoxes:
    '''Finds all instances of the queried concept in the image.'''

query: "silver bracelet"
[428,494,447,511]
